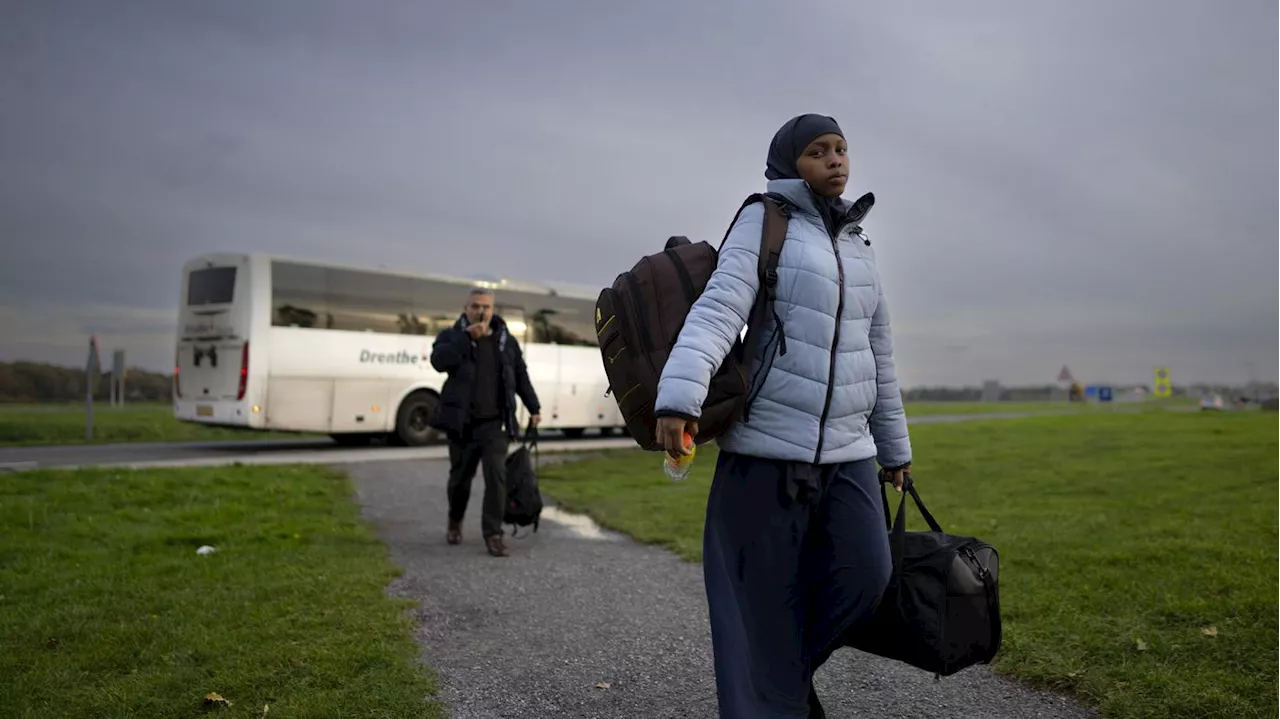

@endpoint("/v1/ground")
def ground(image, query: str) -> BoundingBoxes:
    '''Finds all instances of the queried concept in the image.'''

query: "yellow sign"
[1153,366,1172,398]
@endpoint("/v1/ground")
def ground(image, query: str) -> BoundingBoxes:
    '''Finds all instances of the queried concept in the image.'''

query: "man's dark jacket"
[429,314,540,440]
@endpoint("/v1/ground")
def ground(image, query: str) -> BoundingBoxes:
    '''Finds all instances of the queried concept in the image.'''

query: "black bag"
[593,193,794,451]
[842,473,1002,677]
[503,424,542,535]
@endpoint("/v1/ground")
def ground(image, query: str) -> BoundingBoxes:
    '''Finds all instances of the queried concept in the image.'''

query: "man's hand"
[882,464,911,493]
[656,416,698,458]
[465,322,488,340]
[529,414,541,428]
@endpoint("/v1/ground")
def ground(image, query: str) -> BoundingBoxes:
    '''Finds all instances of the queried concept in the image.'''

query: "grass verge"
[0,464,443,718]
[538,411,1278,719]
[0,404,315,447]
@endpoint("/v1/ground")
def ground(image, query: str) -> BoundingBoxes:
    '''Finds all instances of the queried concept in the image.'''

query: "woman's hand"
[656,416,698,458]
[882,464,911,493]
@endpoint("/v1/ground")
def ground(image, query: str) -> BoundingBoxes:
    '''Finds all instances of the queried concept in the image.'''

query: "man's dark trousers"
[445,418,508,538]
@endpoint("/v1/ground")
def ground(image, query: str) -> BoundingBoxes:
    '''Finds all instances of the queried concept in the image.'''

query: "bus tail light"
[174,350,182,399]
[237,341,249,400]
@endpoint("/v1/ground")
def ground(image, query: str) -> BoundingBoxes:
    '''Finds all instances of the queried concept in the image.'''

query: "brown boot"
[446,520,462,545]
[485,534,508,557]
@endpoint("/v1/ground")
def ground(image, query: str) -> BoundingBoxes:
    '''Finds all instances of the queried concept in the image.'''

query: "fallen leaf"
[1135,638,1148,651]
[204,692,232,707]
[1201,626,1219,637]
[595,682,611,690]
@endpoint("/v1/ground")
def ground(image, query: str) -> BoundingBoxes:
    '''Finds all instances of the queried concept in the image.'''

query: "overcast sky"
[2,0,1275,387]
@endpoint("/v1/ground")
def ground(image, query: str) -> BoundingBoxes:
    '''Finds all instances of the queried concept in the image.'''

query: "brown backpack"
[594,193,791,451]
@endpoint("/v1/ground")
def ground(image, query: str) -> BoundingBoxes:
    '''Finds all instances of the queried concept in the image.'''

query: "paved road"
[0,411,1077,472]
[349,458,1097,719]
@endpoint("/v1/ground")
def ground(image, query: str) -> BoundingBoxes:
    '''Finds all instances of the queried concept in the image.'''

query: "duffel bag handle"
[879,471,945,595]
[878,470,944,535]
[522,420,540,472]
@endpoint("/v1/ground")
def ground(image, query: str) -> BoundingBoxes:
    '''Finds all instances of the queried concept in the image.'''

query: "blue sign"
[1098,386,1113,403]
[1084,385,1099,398]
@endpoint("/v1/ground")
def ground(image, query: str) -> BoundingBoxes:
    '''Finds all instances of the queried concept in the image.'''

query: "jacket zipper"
[814,227,846,463]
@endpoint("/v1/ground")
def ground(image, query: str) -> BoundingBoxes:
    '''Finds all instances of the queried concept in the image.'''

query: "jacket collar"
[765,178,875,230]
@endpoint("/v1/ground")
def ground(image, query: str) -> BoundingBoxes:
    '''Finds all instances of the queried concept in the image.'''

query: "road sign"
[1057,365,1074,383]
[1153,366,1172,398]
[112,350,126,407]
[86,335,101,382]
[1099,386,1113,403]
[85,335,101,441]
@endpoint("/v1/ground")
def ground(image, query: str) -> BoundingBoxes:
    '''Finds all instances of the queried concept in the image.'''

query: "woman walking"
[654,113,914,718]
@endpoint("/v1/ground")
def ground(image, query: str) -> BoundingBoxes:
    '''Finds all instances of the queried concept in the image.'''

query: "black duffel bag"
[842,472,1002,677]
[503,423,543,536]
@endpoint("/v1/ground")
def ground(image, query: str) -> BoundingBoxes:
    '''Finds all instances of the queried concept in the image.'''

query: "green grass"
[0,404,315,446]
[903,400,1092,416]
[903,399,1196,417]
[0,464,443,718]
[539,411,1278,719]
[0,400,1097,448]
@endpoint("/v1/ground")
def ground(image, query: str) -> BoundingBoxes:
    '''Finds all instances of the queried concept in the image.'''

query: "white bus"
[173,252,623,445]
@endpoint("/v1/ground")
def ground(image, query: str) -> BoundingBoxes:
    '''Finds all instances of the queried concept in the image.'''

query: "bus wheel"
[394,391,439,446]
[562,428,585,439]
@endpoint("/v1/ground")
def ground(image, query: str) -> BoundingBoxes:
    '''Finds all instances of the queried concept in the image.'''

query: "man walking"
[429,287,541,557]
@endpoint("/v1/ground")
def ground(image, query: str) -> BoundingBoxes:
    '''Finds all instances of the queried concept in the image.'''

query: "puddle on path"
[538,505,619,541]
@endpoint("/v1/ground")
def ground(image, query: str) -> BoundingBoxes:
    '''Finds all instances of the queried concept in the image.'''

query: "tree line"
[0,361,173,403]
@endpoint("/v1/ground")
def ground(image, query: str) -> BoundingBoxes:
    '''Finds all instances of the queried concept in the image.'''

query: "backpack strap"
[719,193,790,422]
[755,195,790,358]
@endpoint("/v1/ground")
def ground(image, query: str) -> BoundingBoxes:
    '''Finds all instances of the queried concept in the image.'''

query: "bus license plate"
[196,405,214,417]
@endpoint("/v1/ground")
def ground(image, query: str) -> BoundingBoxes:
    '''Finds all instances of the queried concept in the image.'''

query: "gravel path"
[347,459,1097,719]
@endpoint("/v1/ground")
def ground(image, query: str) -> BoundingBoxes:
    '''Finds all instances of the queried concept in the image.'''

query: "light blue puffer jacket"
[655,178,912,467]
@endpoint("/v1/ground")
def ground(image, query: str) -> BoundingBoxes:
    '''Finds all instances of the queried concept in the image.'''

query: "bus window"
[272,261,328,328]
[411,276,472,335]
[325,268,413,334]
[395,312,432,335]
[495,288,596,347]
[498,305,528,344]
[529,307,595,346]
[188,266,237,306]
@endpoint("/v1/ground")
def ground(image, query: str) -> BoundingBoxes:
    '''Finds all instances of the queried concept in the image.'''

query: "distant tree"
[0,361,174,403]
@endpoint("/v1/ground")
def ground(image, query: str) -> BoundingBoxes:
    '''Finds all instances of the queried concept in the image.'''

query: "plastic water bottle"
[663,432,696,481]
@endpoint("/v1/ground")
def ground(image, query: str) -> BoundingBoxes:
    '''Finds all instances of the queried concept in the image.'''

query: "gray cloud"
[1,0,1275,386]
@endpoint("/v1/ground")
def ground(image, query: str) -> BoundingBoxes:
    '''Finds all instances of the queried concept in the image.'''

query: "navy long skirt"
[701,450,892,718]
